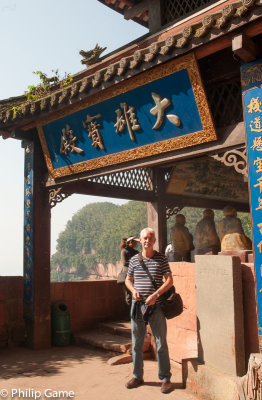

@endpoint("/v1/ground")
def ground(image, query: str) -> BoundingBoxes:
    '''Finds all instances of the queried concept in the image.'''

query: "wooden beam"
[61,180,156,202]
[196,15,262,61]
[165,193,249,213]
[124,0,148,20]
[47,166,250,213]
[195,34,232,60]
[232,33,258,63]
[50,175,250,212]
[147,168,167,252]
[148,0,162,33]
[0,127,34,141]
[0,130,12,139]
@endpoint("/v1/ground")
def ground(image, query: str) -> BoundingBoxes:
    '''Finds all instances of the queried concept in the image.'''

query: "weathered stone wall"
[195,255,245,376]
[241,262,259,365]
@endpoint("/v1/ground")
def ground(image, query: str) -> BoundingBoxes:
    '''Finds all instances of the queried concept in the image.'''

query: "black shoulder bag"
[137,253,183,319]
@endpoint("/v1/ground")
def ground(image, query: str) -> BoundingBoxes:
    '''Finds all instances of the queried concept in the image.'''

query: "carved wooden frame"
[49,187,71,208]
[37,52,217,179]
[211,146,248,177]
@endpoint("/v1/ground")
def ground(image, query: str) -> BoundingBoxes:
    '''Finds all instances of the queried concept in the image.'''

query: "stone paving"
[0,345,203,400]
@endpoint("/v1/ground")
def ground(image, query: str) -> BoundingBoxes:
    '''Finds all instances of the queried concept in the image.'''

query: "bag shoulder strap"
[137,252,158,290]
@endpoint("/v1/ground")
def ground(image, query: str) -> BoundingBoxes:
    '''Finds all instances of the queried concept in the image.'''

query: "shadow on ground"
[0,345,112,379]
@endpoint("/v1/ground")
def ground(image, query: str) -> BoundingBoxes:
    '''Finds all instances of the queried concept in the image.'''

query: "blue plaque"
[37,53,216,178]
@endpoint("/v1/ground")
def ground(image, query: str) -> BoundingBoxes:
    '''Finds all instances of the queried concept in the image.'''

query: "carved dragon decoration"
[79,44,107,67]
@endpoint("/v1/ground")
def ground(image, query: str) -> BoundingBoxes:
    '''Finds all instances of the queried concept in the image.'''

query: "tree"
[51,201,251,282]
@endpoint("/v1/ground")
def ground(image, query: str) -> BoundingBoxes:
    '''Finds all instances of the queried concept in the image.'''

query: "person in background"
[165,243,174,261]
[119,236,139,306]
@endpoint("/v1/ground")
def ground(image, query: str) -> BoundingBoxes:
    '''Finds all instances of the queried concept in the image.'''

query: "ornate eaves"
[97,0,149,27]
[0,0,261,130]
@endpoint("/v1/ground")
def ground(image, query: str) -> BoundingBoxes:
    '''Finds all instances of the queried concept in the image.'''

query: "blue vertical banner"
[23,141,34,319]
[241,59,262,349]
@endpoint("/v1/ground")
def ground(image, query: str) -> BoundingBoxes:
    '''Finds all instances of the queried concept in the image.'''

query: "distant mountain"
[51,201,251,282]
[51,201,147,281]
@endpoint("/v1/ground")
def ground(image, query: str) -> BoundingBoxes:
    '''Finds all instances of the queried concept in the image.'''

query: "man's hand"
[145,273,173,306]
[132,289,141,301]
[145,293,157,306]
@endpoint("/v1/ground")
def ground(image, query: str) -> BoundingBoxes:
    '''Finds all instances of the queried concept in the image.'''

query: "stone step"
[75,330,132,353]
[75,326,151,354]
[97,320,131,338]
[107,351,153,365]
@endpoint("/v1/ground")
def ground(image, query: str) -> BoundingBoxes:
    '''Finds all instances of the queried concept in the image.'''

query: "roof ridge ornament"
[79,44,107,67]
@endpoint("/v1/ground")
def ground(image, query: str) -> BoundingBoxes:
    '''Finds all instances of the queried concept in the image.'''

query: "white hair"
[140,227,155,238]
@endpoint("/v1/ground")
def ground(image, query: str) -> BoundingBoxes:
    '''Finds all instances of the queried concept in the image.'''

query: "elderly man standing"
[125,227,173,394]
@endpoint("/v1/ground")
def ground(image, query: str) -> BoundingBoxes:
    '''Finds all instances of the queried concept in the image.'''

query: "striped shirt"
[127,251,171,299]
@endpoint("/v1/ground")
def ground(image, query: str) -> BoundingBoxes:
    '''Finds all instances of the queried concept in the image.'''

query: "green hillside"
[51,201,251,282]
[51,201,147,281]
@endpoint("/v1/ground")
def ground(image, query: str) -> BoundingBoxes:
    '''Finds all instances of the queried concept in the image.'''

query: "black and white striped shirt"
[127,252,171,299]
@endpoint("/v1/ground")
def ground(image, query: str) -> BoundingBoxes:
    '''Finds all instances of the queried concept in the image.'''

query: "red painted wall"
[149,262,198,363]
[150,261,259,364]
[0,277,25,346]
[168,262,198,362]
[50,280,128,332]
[0,264,259,365]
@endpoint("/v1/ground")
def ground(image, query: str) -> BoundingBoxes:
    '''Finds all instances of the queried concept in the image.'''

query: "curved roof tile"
[0,0,261,132]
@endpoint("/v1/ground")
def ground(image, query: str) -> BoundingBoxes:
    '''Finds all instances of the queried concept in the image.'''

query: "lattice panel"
[162,0,217,24]
[87,168,153,191]
[206,79,243,128]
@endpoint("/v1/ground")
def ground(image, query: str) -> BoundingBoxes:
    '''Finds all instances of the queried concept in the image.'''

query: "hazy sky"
[0,0,147,276]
